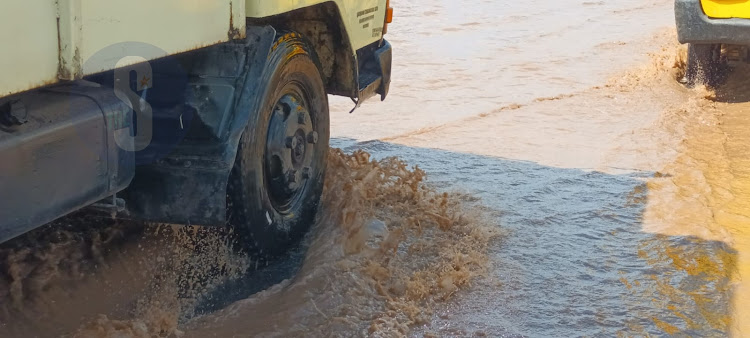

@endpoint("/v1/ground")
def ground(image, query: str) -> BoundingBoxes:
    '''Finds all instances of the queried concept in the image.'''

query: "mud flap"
[121,26,277,226]
[374,40,393,101]
[351,40,393,113]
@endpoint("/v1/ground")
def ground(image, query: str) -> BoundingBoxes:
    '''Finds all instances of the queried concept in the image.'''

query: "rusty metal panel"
[0,1,60,97]
[245,0,386,50]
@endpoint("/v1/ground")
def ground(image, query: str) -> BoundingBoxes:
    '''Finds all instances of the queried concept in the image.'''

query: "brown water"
[2,0,750,336]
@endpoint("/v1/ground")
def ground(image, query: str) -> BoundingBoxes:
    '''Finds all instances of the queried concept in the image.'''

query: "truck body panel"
[677,0,750,45]
[701,0,750,19]
[73,0,246,76]
[246,0,386,50]
[0,0,246,98]
[0,1,60,97]
[0,0,386,99]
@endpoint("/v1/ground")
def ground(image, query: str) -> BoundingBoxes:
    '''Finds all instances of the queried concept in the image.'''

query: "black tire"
[227,32,329,258]
[685,43,720,87]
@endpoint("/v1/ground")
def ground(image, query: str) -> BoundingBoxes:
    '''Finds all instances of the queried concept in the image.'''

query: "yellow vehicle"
[0,1,393,256]
[676,0,750,85]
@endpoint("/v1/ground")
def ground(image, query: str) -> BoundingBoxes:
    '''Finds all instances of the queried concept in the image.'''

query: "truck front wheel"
[228,33,330,258]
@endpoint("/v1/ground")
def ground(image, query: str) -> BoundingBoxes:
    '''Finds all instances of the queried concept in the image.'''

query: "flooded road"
[2,0,750,336]
[323,0,748,335]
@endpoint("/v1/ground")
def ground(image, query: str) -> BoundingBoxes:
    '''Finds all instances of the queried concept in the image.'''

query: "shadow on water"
[197,137,736,336]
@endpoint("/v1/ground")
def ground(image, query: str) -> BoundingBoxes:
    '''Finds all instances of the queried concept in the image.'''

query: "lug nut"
[307,131,318,144]
[298,112,306,125]
[302,167,311,179]
[285,136,294,149]
[287,170,297,183]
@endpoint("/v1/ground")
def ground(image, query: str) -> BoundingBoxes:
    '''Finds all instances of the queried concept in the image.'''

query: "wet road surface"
[2,0,750,336]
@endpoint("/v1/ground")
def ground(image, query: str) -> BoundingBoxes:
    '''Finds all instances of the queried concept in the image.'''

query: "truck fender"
[227,26,278,142]
[121,26,279,226]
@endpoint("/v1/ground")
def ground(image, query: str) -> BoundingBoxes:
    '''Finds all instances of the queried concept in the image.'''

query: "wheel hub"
[264,92,316,212]
[290,130,306,165]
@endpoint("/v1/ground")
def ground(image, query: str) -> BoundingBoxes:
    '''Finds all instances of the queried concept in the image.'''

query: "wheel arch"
[247,3,359,98]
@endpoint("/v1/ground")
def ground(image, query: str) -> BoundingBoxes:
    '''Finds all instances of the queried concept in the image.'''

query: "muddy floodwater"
[2,0,750,336]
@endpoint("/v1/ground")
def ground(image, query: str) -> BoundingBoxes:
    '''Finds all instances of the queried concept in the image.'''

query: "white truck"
[0,0,393,255]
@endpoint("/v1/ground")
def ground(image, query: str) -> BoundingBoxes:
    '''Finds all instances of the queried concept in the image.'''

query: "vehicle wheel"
[227,32,329,258]
[684,43,720,87]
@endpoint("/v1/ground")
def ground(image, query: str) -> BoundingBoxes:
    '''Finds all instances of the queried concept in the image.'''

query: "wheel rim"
[264,85,318,214]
